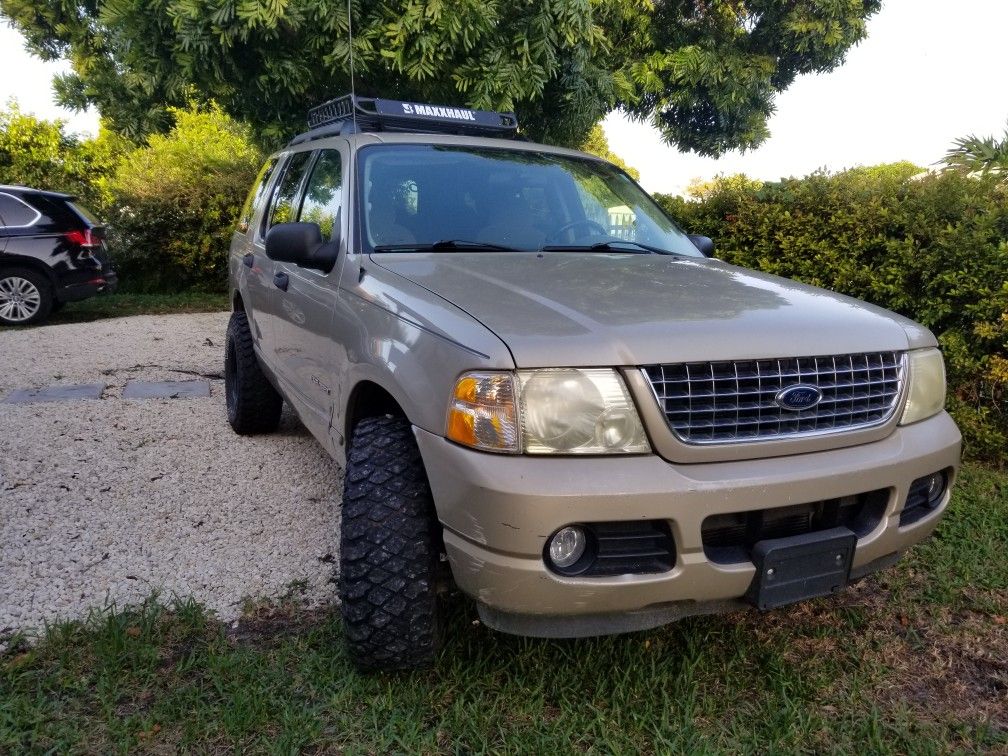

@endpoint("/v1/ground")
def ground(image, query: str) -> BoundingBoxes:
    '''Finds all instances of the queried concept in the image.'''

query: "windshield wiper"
[373,239,522,252]
[539,240,665,254]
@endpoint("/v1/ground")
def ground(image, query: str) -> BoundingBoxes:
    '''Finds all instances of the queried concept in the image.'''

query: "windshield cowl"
[539,241,677,255]
[373,239,523,253]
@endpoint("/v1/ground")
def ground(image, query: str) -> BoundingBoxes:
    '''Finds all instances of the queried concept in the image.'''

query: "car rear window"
[0,193,41,227]
[69,202,101,226]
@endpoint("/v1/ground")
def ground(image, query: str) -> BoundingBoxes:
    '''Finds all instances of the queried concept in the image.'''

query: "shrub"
[107,105,262,292]
[0,101,126,212]
[656,166,1007,461]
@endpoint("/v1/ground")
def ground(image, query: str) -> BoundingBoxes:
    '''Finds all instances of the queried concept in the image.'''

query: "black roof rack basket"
[293,94,518,143]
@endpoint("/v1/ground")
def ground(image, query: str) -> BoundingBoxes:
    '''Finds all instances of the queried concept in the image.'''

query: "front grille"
[701,490,888,564]
[642,351,905,444]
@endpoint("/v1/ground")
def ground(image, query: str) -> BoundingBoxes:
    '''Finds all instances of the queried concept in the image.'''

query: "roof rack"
[288,94,519,145]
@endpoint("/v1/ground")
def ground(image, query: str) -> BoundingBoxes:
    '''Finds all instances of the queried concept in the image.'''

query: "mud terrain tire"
[339,414,443,671]
[224,311,283,434]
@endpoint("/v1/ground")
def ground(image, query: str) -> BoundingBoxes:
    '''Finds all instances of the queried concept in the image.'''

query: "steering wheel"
[546,219,609,242]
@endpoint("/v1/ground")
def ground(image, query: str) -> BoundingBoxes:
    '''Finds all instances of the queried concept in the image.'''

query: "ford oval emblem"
[775,384,823,412]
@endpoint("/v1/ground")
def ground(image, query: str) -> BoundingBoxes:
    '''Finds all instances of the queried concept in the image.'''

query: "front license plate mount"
[745,526,857,610]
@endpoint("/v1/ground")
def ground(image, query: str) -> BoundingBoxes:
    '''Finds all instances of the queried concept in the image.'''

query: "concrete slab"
[122,380,211,400]
[3,383,107,404]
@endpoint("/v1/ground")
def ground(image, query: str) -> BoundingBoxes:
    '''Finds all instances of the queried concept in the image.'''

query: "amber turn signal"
[446,372,520,453]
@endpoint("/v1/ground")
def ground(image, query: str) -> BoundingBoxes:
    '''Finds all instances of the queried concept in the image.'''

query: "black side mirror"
[265,222,339,272]
[687,234,715,257]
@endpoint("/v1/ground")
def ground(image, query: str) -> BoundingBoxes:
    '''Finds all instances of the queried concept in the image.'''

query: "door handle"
[242,253,254,268]
[273,271,289,291]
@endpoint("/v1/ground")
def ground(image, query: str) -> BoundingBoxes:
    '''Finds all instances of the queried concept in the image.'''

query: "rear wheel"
[0,269,52,326]
[224,311,283,434]
[339,414,444,671]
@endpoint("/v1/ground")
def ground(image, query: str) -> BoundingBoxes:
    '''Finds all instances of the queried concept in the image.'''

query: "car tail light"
[64,229,100,247]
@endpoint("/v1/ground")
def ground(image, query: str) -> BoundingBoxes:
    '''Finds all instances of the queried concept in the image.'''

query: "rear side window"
[298,150,342,241]
[264,151,313,233]
[237,157,278,234]
[0,193,41,228]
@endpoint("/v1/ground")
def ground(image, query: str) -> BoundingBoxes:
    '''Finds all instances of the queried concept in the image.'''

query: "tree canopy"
[1,0,879,154]
[581,124,639,180]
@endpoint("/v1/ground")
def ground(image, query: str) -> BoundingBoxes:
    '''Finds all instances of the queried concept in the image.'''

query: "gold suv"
[225,95,961,670]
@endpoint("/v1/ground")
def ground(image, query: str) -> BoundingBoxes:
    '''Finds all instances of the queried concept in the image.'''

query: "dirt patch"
[227,600,335,650]
[873,602,1008,731]
[834,576,1008,735]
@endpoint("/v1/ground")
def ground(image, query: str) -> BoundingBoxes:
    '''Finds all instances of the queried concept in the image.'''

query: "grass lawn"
[46,291,229,325]
[2,464,1005,753]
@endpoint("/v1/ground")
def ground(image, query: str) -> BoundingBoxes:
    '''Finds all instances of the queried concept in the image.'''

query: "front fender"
[336,263,515,444]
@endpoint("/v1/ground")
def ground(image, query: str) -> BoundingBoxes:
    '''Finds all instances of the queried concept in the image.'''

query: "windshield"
[356,144,701,256]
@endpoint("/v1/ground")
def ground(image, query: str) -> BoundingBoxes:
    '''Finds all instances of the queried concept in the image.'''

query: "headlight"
[899,348,946,425]
[446,368,650,455]
[518,369,649,454]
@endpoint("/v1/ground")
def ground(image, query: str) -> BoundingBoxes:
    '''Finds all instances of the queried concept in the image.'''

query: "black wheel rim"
[0,276,42,322]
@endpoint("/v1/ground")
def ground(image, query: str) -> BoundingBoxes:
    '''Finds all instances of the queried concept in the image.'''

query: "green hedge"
[0,102,261,294]
[106,105,262,292]
[656,165,1008,461]
[0,102,126,213]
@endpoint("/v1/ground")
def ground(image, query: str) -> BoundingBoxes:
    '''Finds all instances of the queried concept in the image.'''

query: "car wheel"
[339,414,445,671]
[224,311,283,434]
[0,269,53,326]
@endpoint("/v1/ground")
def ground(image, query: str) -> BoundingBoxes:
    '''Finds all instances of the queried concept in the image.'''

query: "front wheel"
[339,414,444,671]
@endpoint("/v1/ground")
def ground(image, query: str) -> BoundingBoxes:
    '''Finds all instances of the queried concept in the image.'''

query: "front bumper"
[415,411,961,637]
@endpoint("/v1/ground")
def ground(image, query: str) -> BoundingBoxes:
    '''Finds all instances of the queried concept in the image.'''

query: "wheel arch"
[343,378,414,443]
[0,254,58,288]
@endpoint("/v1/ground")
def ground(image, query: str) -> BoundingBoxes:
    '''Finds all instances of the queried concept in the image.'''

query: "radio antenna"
[346,0,357,132]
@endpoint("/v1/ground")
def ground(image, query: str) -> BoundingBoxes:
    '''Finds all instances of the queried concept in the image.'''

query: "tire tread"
[339,414,442,671]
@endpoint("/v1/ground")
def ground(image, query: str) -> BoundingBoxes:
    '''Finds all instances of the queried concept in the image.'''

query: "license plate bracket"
[745,526,857,610]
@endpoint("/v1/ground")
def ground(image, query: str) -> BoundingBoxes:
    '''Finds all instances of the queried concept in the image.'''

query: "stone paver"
[3,383,106,404]
[122,379,212,399]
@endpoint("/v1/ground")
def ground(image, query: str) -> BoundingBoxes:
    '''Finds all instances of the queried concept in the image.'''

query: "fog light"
[900,470,951,526]
[924,471,946,503]
[548,526,586,569]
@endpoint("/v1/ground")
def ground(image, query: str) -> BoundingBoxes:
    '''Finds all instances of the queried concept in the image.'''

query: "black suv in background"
[0,185,117,325]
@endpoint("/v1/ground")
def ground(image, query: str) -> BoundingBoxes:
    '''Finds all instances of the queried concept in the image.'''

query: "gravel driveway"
[0,313,342,643]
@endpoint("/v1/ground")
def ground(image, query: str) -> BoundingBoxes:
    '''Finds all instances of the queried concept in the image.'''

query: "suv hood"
[370,252,915,367]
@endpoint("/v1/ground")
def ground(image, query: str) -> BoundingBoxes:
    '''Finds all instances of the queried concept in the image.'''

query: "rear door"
[247,150,314,365]
[0,199,7,252]
[233,157,280,346]
[272,146,349,441]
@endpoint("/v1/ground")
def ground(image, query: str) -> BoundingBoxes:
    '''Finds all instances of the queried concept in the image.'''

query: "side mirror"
[265,222,339,272]
[687,234,715,257]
